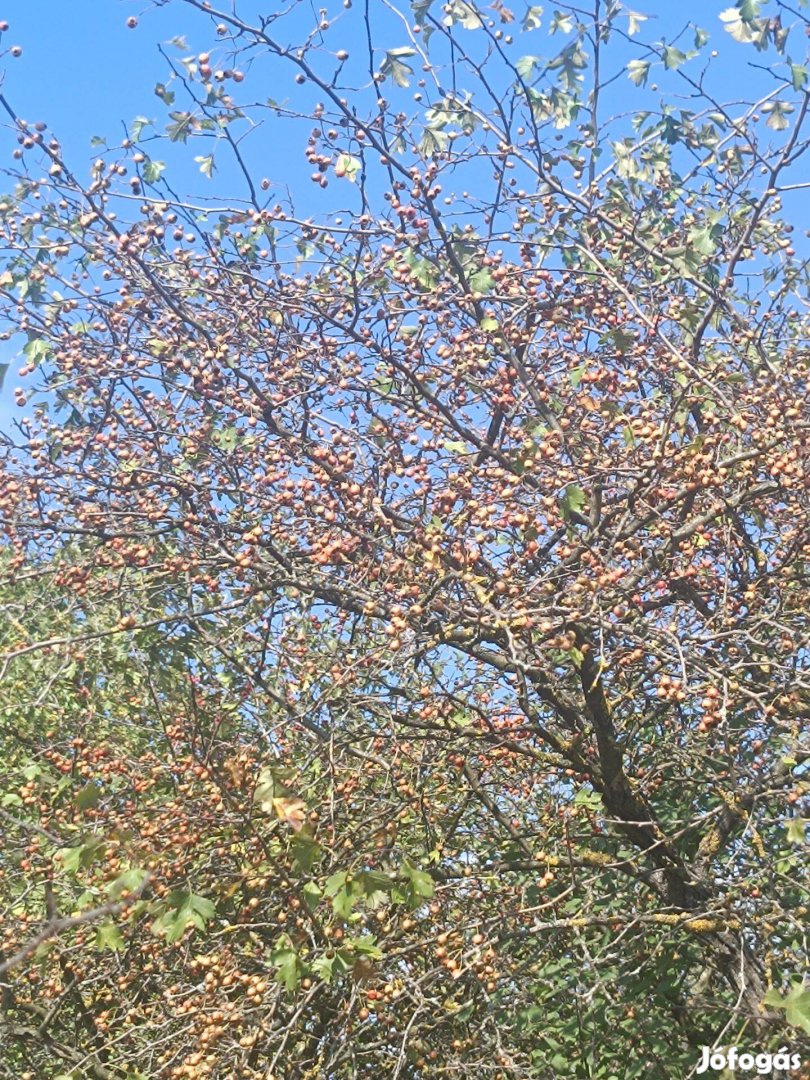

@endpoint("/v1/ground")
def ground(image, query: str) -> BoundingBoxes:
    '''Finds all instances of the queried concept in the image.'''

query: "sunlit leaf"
[719,7,753,43]
[549,10,575,34]
[627,59,650,85]
[271,796,307,832]
[786,817,807,845]
[443,0,484,30]
[516,55,541,79]
[523,5,544,30]
[334,153,362,181]
[627,10,648,36]
[194,154,216,178]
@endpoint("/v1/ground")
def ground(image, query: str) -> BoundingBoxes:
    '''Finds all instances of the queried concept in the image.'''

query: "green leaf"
[212,424,239,452]
[785,987,810,1034]
[568,645,585,668]
[187,892,215,923]
[152,890,215,943]
[687,225,718,257]
[302,881,323,912]
[108,866,148,899]
[479,316,499,332]
[468,268,494,292]
[23,335,52,367]
[130,116,153,142]
[142,160,166,185]
[547,41,588,90]
[358,869,393,894]
[345,933,383,959]
[561,483,587,522]
[608,326,636,354]
[762,100,795,131]
[662,45,687,70]
[403,251,437,290]
[324,871,348,897]
[76,781,102,810]
[517,1004,545,1030]
[764,983,810,1034]
[516,55,541,80]
[790,63,809,91]
[94,922,125,952]
[291,836,323,873]
[331,885,355,919]
[786,817,808,845]
[381,48,416,87]
[694,26,710,48]
[574,788,602,810]
[58,837,105,875]
[738,0,761,20]
[312,953,336,983]
[154,82,176,105]
[58,846,83,875]
[270,933,301,991]
[402,861,435,904]
[166,112,194,143]
[253,765,276,810]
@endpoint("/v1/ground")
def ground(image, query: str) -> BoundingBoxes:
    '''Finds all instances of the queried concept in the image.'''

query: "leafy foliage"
[0,2,808,1078]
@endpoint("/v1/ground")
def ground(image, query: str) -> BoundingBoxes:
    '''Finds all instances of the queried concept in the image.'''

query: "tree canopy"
[0,1,809,1078]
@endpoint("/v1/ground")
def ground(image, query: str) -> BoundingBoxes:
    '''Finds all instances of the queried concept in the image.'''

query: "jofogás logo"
[696,1046,802,1074]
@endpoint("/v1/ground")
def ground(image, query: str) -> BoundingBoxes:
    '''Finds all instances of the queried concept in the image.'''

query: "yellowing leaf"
[334,154,361,181]
[272,796,307,831]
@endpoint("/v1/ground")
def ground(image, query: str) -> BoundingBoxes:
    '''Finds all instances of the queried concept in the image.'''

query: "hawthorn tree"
[0,1,809,1077]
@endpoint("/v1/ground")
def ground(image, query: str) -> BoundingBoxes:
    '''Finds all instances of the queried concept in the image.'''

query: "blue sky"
[0,2,770,135]
[0,0,799,427]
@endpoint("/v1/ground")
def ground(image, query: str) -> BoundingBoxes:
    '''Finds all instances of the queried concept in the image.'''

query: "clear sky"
[0,1,797,427]
[0,2,772,149]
